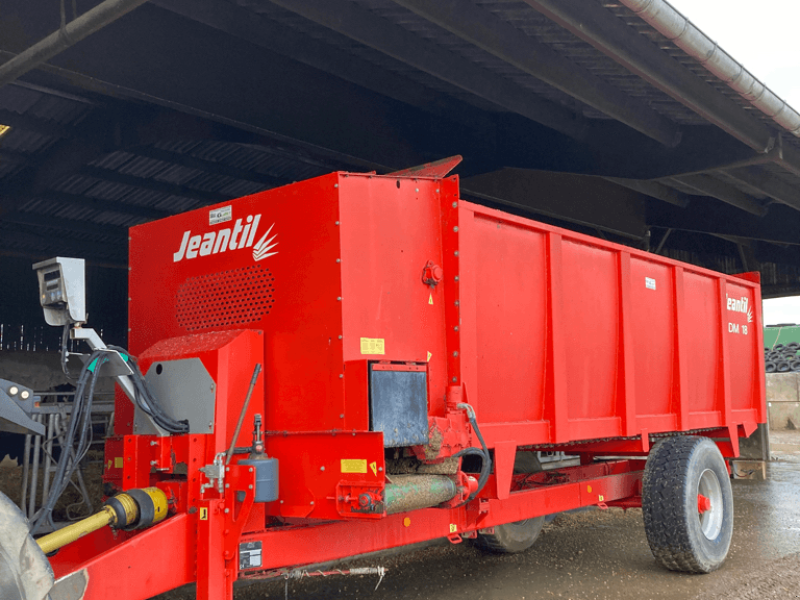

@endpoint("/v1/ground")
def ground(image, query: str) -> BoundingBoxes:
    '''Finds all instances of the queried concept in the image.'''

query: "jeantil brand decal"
[173,214,278,263]
[726,294,753,323]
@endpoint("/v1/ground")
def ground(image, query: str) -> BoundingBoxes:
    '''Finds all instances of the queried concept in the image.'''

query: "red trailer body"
[47,170,766,600]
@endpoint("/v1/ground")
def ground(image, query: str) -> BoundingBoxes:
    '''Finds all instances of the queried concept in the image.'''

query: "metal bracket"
[200,453,226,495]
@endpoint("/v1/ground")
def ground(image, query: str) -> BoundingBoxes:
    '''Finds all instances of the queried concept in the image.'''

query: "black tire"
[788,342,799,349]
[476,452,545,554]
[765,362,777,373]
[642,436,733,573]
[778,361,791,373]
[791,360,800,372]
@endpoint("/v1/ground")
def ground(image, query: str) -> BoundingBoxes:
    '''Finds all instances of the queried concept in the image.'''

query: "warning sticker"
[449,524,457,533]
[428,294,433,305]
[370,461,378,476]
[199,507,208,520]
[239,541,262,570]
[360,338,385,355]
[645,277,656,290]
[209,205,232,225]
[427,351,432,362]
[341,459,368,473]
[114,457,123,469]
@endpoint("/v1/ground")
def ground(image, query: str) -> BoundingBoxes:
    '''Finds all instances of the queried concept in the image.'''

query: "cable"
[60,323,74,379]
[31,348,103,534]
[109,346,188,434]
[452,402,492,505]
[31,343,187,533]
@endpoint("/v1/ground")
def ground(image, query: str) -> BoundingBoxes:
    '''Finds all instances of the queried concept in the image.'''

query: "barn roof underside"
[3,0,800,298]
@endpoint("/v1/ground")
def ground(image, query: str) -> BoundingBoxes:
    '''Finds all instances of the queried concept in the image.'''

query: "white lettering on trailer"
[725,294,753,323]
[173,214,264,262]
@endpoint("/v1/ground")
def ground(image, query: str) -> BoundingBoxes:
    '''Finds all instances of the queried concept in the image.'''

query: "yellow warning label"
[598,495,604,502]
[360,338,385,355]
[199,507,208,521]
[341,459,368,474]
[428,294,433,305]
[114,457,123,469]
[370,461,378,476]
[107,460,112,470]
[427,351,432,362]
[449,524,457,533]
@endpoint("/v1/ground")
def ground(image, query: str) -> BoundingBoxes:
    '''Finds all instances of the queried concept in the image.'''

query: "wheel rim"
[697,468,723,540]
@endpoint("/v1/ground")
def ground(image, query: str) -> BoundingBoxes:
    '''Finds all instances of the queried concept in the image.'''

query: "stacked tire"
[764,341,800,373]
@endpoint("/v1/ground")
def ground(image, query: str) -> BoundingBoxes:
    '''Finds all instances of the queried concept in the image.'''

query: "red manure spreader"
[0,158,766,600]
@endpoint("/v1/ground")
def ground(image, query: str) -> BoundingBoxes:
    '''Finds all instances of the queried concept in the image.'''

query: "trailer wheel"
[476,452,545,554]
[642,436,733,573]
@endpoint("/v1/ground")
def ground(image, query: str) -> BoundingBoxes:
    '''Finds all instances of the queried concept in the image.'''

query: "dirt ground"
[146,429,800,600]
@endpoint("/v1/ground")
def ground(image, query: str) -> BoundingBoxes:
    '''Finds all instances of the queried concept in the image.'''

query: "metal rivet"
[225,467,230,472]
[453,351,458,357]
[128,297,132,301]
[310,501,315,505]
[379,467,383,472]
[150,460,157,466]
[455,276,459,281]
[340,414,345,418]
[337,297,342,301]
[320,466,325,471]
[334,184,339,188]
[225,483,230,488]
[452,377,457,382]
[338,335,343,339]
[454,251,459,256]
[248,484,253,489]
[415,188,419,192]
[436,189,440,193]
[335,221,340,225]
[249,468,254,473]
[453,226,459,232]
[224,508,230,514]
[336,258,341,263]
[454,326,459,331]
[280,500,284,504]
[452,202,457,208]
[339,374,344,378]
[455,300,460,306]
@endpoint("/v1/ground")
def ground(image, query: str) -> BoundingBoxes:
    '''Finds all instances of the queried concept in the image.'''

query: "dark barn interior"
[3,0,800,349]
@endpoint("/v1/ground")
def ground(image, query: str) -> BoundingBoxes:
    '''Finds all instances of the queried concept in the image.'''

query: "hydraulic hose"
[453,402,492,504]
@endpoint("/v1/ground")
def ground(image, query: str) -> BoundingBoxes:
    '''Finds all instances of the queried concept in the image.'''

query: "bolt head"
[224,508,230,514]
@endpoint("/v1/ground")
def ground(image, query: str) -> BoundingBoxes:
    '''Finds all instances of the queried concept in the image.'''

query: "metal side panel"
[134,358,216,436]
[369,366,428,448]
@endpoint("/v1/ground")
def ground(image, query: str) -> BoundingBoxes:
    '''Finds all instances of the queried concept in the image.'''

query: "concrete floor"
[166,433,800,600]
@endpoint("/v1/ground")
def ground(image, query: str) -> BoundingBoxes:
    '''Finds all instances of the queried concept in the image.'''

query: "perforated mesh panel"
[175,265,275,331]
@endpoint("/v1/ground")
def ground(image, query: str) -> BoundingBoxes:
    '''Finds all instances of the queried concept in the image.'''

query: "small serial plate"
[645,277,656,290]
[239,541,262,570]
[209,205,232,225]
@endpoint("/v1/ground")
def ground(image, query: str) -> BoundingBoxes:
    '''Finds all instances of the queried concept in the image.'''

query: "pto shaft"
[36,487,168,554]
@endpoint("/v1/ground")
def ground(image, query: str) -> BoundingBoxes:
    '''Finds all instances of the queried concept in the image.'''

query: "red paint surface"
[55,171,766,600]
